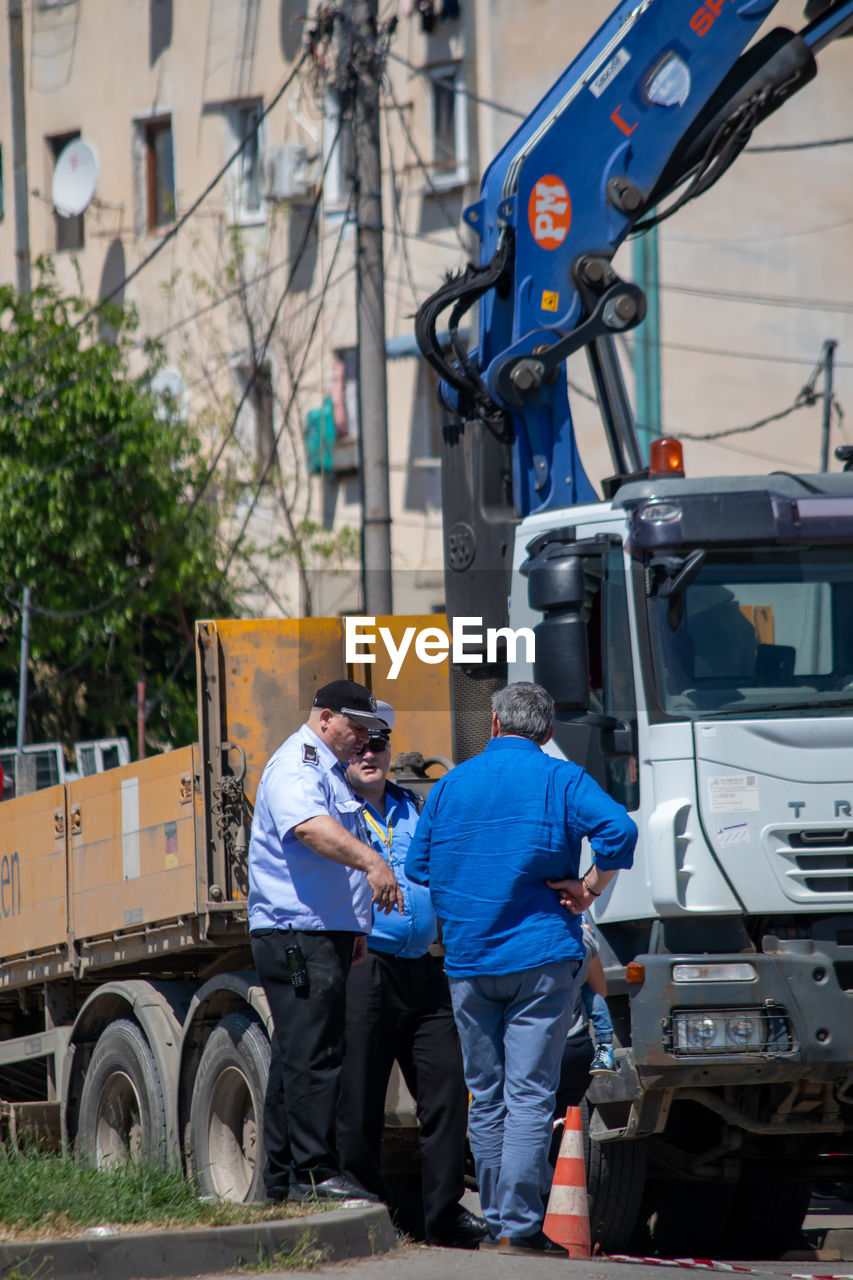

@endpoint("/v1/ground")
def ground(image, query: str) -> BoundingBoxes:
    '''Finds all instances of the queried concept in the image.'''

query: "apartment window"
[237,361,277,478]
[430,63,468,187]
[49,131,84,251]
[322,89,355,212]
[144,117,175,230]
[226,100,264,224]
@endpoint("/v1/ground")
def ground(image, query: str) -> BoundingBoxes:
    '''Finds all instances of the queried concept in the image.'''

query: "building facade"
[0,0,850,620]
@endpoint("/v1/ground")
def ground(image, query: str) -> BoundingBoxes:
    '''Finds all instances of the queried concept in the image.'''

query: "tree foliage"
[0,264,237,756]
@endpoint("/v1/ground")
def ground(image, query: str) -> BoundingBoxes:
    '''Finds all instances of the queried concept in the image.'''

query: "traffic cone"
[543,1105,591,1258]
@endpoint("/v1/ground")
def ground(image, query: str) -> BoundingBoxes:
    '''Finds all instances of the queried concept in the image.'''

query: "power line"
[745,134,853,153]
[659,280,853,314]
[386,48,526,120]
[640,336,853,370]
[677,398,809,443]
[667,214,853,246]
[0,48,310,385]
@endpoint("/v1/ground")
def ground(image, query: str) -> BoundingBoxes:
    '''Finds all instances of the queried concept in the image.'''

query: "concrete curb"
[788,1226,853,1262]
[0,1204,397,1280]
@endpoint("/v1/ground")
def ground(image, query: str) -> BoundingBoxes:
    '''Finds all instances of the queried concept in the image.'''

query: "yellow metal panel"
[0,785,67,960]
[207,617,345,805]
[70,746,196,940]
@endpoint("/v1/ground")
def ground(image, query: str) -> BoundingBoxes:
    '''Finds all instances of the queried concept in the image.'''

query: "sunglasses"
[355,737,390,756]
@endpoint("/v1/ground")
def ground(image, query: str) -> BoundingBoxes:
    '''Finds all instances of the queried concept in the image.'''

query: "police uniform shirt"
[248,723,373,933]
[359,782,437,960]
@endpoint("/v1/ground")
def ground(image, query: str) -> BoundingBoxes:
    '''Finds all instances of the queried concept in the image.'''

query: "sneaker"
[589,1043,617,1074]
[498,1230,568,1257]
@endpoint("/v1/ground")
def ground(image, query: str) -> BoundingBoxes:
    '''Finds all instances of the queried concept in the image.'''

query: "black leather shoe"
[426,1206,489,1248]
[288,1174,379,1204]
[498,1230,568,1257]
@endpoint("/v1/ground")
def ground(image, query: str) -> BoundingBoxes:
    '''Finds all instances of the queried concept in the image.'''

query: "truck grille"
[767,827,853,897]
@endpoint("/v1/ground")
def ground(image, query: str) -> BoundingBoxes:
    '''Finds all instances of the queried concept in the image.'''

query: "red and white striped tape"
[606,1255,853,1280]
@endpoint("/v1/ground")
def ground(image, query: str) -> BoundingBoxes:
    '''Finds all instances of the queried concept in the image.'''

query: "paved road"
[201,1242,853,1280]
[195,1193,853,1280]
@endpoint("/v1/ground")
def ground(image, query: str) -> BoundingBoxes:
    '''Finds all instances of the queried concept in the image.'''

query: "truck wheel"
[77,1019,167,1167]
[189,1011,269,1203]
[722,1180,812,1259]
[583,1101,649,1254]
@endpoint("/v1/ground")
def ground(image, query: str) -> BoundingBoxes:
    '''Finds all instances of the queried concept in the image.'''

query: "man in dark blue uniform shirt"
[337,703,486,1249]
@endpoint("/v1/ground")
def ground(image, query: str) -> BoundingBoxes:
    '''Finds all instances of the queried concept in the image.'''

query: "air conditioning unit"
[259,144,311,202]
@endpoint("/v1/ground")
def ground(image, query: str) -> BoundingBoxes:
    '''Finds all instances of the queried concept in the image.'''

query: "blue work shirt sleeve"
[569,770,638,869]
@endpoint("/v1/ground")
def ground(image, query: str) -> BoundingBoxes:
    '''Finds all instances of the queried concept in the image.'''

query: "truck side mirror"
[525,549,591,711]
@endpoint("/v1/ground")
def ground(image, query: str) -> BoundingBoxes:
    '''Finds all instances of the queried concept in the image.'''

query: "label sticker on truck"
[589,47,631,99]
[715,821,752,849]
[708,774,759,814]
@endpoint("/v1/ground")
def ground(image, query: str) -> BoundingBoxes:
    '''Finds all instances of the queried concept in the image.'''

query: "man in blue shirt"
[405,682,636,1256]
[248,679,403,1205]
[337,703,486,1249]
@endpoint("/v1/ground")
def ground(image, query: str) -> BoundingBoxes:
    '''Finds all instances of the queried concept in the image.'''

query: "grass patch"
[0,1145,307,1241]
[241,1232,328,1271]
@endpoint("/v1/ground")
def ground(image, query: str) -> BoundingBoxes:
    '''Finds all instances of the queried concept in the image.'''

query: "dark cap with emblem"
[313,679,387,732]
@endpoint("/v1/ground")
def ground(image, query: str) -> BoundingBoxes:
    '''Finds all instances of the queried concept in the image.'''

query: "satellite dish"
[52,138,98,218]
[151,367,188,421]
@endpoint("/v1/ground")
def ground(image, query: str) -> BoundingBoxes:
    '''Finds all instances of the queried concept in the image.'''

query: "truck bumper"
[619,947,853,1092]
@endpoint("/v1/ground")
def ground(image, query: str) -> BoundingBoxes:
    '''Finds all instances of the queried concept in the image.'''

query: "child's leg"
[582,985,613,1046]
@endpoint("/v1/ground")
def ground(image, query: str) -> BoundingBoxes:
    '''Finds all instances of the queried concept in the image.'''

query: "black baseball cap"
[313,679,387,732]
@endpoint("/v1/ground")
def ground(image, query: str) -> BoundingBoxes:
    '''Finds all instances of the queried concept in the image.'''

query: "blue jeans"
[449,958,581,1239]
[581,985,613,1046]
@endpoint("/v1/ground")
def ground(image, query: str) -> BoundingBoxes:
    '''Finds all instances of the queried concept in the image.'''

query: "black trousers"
[251,928,355,1198]
[336,949,468,1236]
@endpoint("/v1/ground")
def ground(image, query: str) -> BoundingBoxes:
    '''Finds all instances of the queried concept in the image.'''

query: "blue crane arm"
[416,0,853,519]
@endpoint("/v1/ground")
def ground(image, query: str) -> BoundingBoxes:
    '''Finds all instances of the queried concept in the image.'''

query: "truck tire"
[583,1101,649,1254]
[77,1019,167,1167]
[188,1011,270,1203]
[722,1180,812,1259]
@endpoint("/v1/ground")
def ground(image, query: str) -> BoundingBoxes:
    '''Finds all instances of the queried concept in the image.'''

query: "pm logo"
[528,175,572,249]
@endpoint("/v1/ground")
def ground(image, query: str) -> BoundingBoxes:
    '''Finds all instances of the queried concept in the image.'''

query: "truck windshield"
[645,545,853,718]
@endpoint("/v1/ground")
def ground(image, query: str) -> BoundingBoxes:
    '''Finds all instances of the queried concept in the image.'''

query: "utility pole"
[819,338,838,472]
[351,0,393,616]
[8,0,31,298]
[15,587,35,797]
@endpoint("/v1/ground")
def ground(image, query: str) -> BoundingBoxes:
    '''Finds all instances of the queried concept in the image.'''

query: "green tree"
[0,264,238,756]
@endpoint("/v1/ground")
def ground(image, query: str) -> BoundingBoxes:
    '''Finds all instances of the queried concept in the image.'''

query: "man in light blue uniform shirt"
[405,682,636,1256]
[248,679,403,1205]
[336,703,486,1250]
